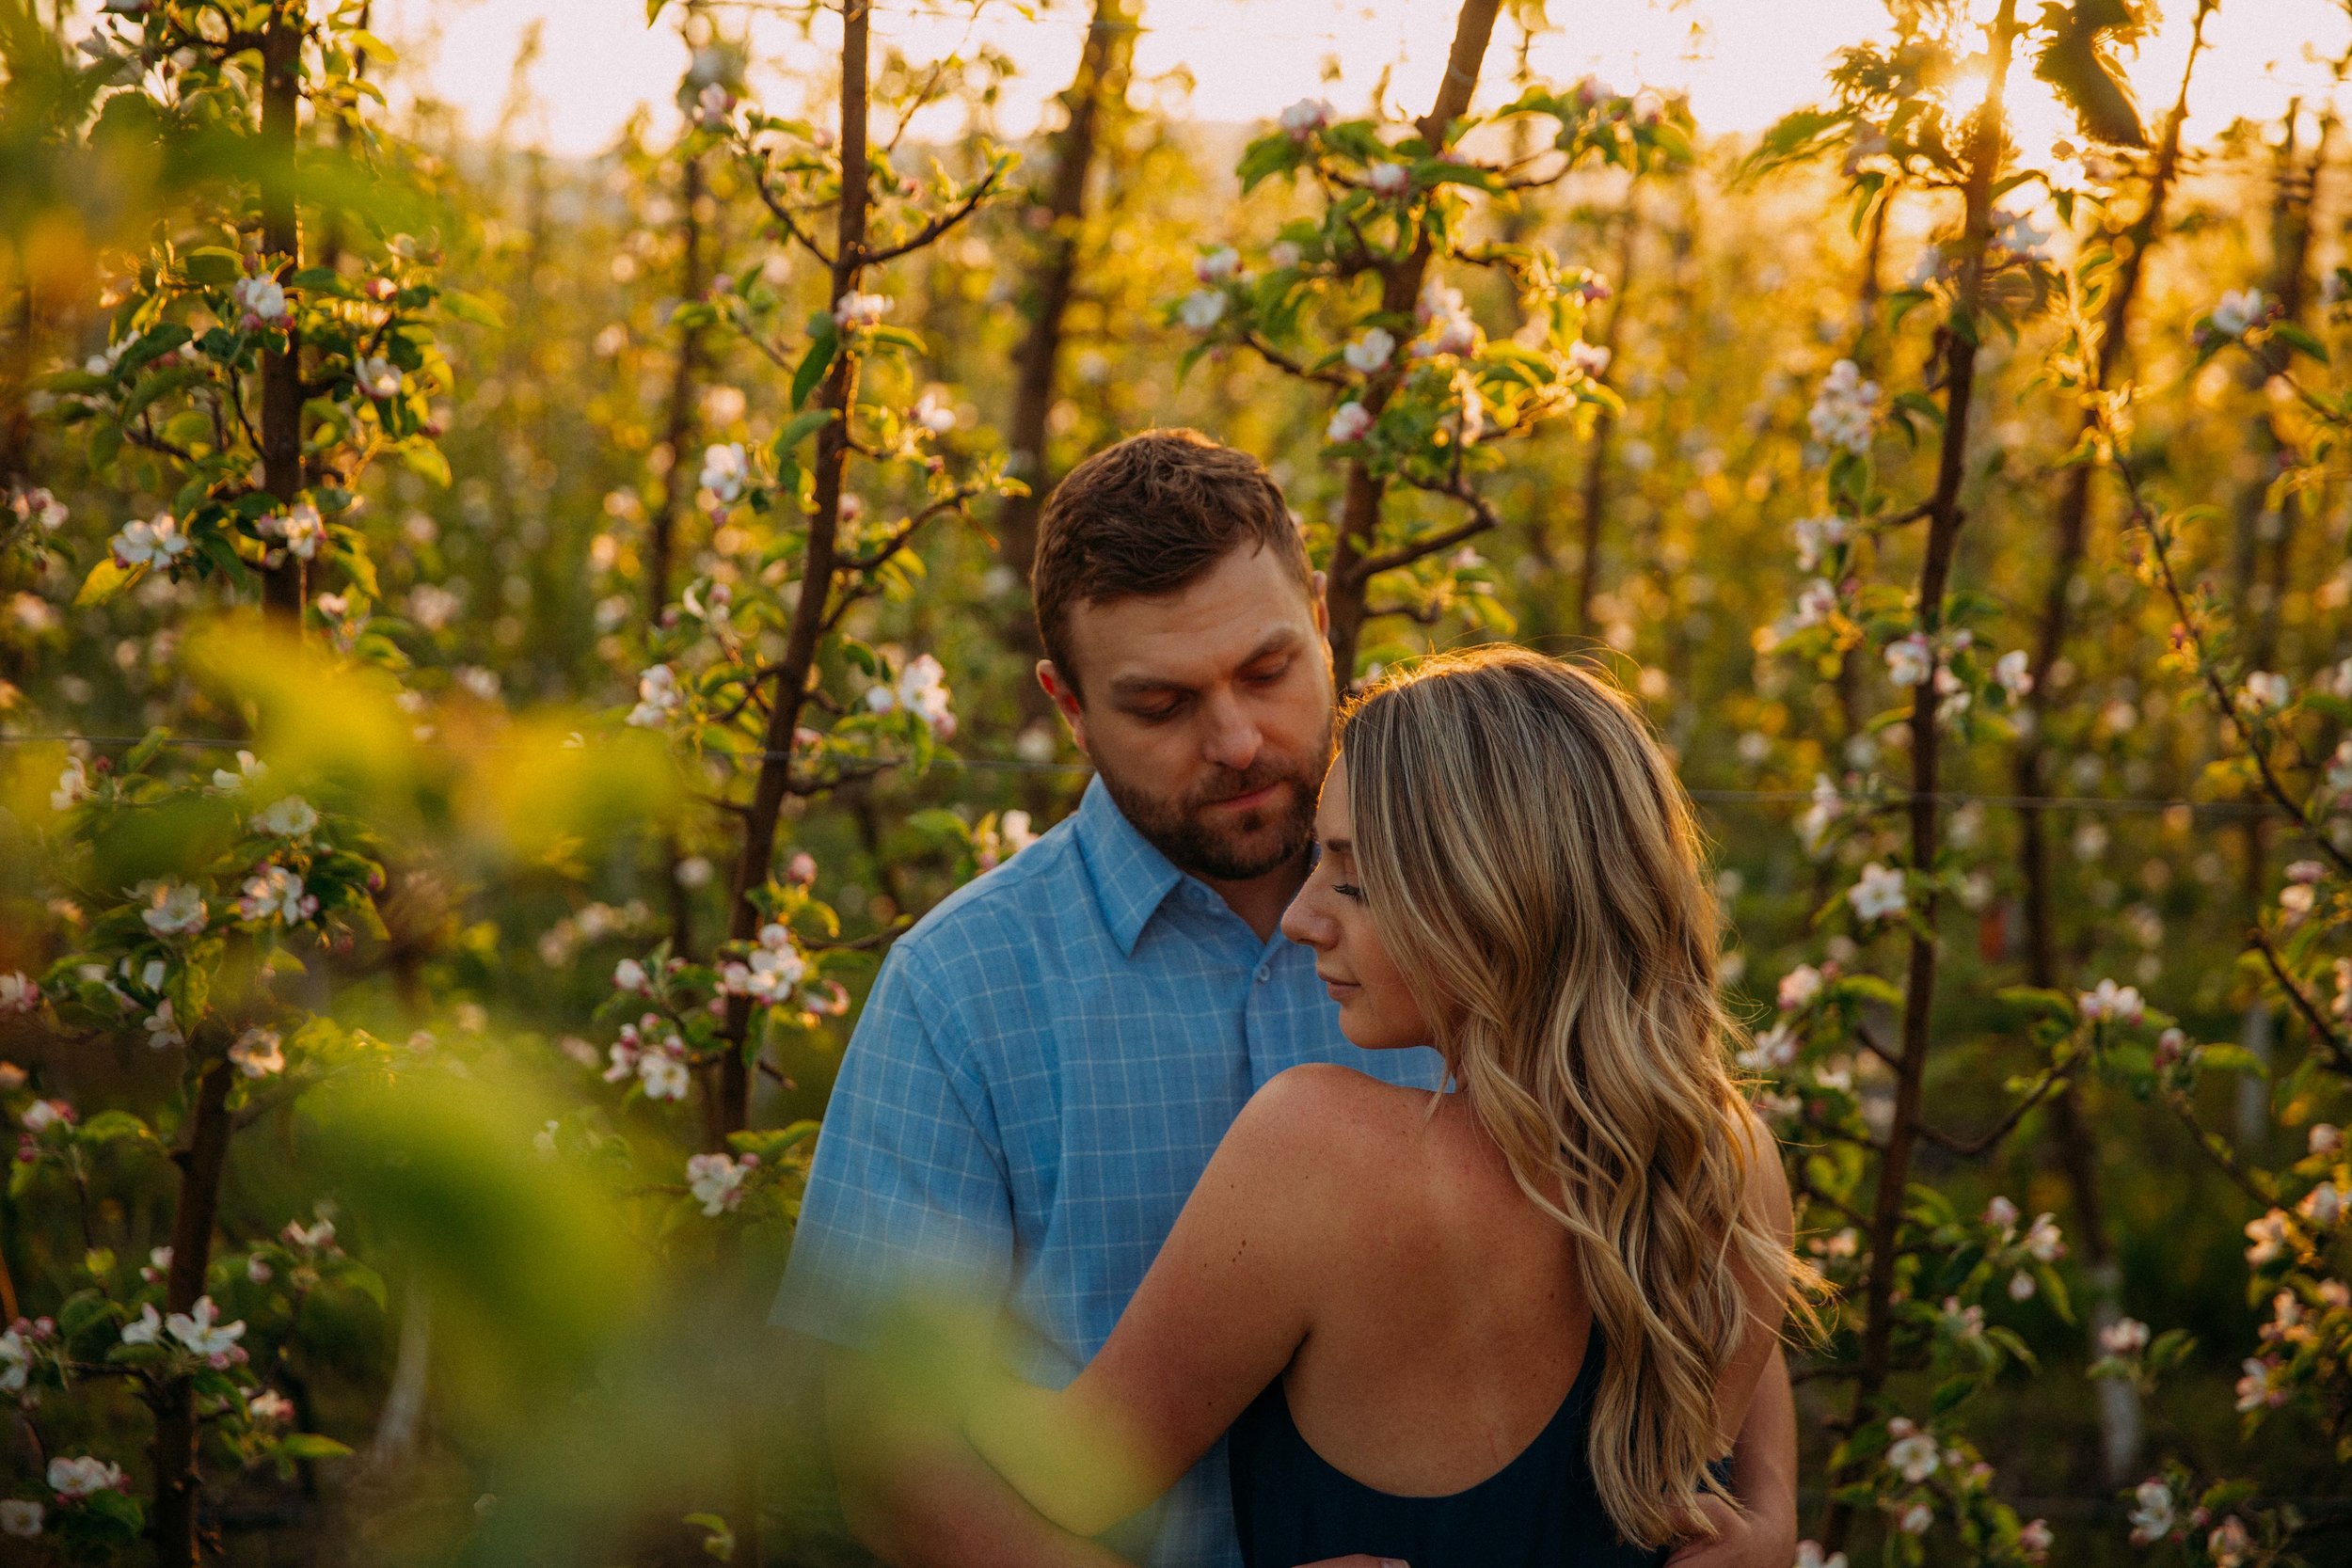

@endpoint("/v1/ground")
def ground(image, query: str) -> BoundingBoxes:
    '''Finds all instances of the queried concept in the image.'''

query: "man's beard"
[1095,725,1332,883]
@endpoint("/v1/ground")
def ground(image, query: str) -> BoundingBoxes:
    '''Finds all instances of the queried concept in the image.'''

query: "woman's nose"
[1280,890,1332,950]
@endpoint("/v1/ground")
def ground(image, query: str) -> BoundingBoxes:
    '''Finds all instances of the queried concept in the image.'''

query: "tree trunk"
[994,0,1136,596]
[1822,4,2018,1548]
[258,8,305,621]
[151,1059,237,1568]
[1325,0,1503,685]
[2008,2,2210,1482]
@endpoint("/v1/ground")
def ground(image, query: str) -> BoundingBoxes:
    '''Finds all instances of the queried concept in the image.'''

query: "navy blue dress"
[1228,1331,1680,1568]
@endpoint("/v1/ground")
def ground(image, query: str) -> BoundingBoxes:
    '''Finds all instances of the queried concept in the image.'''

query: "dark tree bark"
[258,8,306,620]
[1822,3,2019,1548]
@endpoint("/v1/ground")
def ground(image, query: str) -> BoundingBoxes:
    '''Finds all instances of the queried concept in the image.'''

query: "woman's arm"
[966,1065,1373,1536]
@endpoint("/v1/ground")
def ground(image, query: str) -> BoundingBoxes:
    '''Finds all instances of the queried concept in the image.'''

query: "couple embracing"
[777,430,1811,1568]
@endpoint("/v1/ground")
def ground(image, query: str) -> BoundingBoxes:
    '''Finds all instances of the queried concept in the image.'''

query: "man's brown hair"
[1031,428,1313,698]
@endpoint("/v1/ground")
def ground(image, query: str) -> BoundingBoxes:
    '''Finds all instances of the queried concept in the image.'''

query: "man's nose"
[1200,691,1263,773]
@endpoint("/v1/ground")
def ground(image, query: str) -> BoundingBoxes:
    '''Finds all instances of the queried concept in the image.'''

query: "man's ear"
[1310,569,1329,637]
[1036,659,1090,757]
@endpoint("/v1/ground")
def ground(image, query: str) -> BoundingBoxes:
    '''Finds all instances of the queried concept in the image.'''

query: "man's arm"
[828,1347,1134,1568]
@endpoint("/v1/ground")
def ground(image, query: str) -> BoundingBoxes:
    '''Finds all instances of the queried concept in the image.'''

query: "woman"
[966,647,1812,1565]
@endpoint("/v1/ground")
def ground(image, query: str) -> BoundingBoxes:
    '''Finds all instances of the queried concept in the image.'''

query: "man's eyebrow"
[1104,629,1306,700]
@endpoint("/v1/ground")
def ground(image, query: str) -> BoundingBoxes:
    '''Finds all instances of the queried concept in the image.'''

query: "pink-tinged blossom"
[2312,1123,2343,1156]
[20,1099,72,1133]
[355,356,401,400]
[246,1388,294,1425]
[639,1051,691,1101]
[2008,1270,2037,1301]
[628,663,681,728]
[1940,1297,1984,1338]
[2245,1210,2292,1265]
[1343,326,1396,374]
[2210,289,2266,338]
[2099,1317,2149,1356]
[0,1498,39,1536]
[1567,341,1612,378]
[282,1217,336,1253]
[699,442,748,501]
[2128,1480,2174,1544]
[2299,1181,2343,1227]
[1279,97,1334,139]
[47,1456,123,1499]
[1736,1022,1797,1072]
[1776,965,1823,1011]
[111,511,193,571]
[1177,290,1227,330]
[2239,671,2289,711]
[232,274,288,326]
[687,1150,757,1215]
[2208,1516,2252,1568]
[2235,1357,2285,1412]
[614,958,649,994]
[140,881,208,936]
[1193,245,1240,284]
[238,865,318,927]
[51,755,89,813]
[140,1245,172,1283]
[2022,1212,2065,1262]
[1789,578,1838,631]
[865,653,956,738]
[2077,978,2143,1024]
[1794,1545,1845,1568]
[2017,1519,2052,1561]
[1983,1196,2021,1233]
[1791,515,1850,571]
[1846,863,1906,923]
[1994,650,2033,699]
[1895,1501,1932,1535]
[1887,1433,1940,1482]
[254,795,318,837]
[1884,633,1933,689]
[1365,161,1410,197]
[0,974,37,1014]
[1326,403,1375,444]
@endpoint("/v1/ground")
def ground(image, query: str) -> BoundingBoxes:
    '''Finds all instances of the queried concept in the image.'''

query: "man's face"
[1041,545,1335,883]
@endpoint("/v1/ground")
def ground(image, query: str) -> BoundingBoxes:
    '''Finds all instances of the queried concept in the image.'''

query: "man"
[776,429,1797,1568]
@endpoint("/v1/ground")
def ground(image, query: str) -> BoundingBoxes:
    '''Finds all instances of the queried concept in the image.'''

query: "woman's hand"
[1662,1494,1796,1568]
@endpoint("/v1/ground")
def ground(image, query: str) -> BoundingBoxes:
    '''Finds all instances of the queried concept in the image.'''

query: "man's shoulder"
[887,814,1100,983]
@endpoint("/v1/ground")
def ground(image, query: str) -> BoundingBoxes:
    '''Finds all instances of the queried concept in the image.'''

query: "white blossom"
[1794,1545,1845,1568]
[2239,671,2290,711]
[1777,965,1823,1011]
[700,442,748,501]
[614,958,649,993]
[1887,1432,1941,1483]
[2077,978,2143,1024]
[832,292,891,329]
[1366,161,1410,197]
[1177,289,1228,330]
[1896,1501,1933,1535]
[2312,1123,2343,1157]
[237,865,318,927]
[2301,1180,2344,1227]
[46,1456,123,1500]
[2100,1317,2150,1356]
[1267,240,1302,270]
[1984,1195,2021,1234]
[1343,326,1396,375]
[1797,773,1842,854]
[232,274,288,325]
[141,881,209,937]
[0,973,38,1014]
[120,1304,164,1346]
[355,356,401,400]
[110,511,193,571]
[1567,340,1612,378]
[167,1296,245,1360]
[628,664,681,728]
[2022,1212,2066,1262]
[1791,515,1850,571]
[143,1000,184,1050]
[1884,633,1933,689]
[1737,1022,1798,1072]
[254,796,318,837]
[1904,245,1944,289]
[0,1500,41,1538]
[246,1388,295,1425]
[2017,1519,2052,1561]
[865,653,956,738]
[912,388,958,435]
[1194,245,1240,283]
[52,754,90,813]
[1327,403,1375,443]
[639,1051,691,1101]
[2127,1479,2174,1544]
[1807,358,1878,454]
[229,1027,285,1078]
[1847,863,1907,923]
[1991,209,2052,261]
[2244,1209,2292,1266]
[212,751,265,792]
[1790,578,1838,631]
[2211,288,2266,338]
[1279,97,1335,139]
[1993,650,2034,699]
[687,1150,755,1216]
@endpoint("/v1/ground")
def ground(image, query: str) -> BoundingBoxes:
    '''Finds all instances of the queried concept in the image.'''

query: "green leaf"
[2270,321,2329,364]
[75,556,136,607]
[790,336,837,411]
[277,1433,355,1462]
[183,246,246,285]
[771,408,835,456]
[402,442,453,487]
[438,288,504,327]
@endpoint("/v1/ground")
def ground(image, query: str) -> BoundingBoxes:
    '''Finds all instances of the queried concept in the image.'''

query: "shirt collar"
[1073,774,1186,958]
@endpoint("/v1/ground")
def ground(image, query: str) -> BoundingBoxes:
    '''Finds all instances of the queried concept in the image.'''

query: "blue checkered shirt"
[776,774,1444,1567]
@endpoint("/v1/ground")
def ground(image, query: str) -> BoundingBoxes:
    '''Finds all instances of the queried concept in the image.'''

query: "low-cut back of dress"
[1227,1328,1676,1568]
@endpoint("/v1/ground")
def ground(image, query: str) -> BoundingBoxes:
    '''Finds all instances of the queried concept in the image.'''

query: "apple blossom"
[699,442,748,501]
[832,291,891,329]
[1904,245,1944,288]
[2243,1210,2291,1266]
[1326,403,1375,443]
[1777,965,1823,1010]
[912,388,958,435]
[143,1000,184,1049]
[120,1303,164,1345]
[2299,1180,2343,1226]
[1896,1501,1932,1535]
[46,1456,122,1500]
[2208,1516,2251,1568]
[628,664,681,728]
[213,750,265,791]
[232,273,288,326]
[238,865,318,926]
[1790,515,1850,571]
[1991,209,2052,261]
[1736,1022,1797,1072]
[1807,358,1878,453]
[1343,326,1396,374]
[246,1388,295,1425]
[2077,978,2143,1024]
[2008,1270,2037,1301]
[1194,245,1239,283]
[2234,1356,2285,1411]
[142,881,209,936]
[864,652,956,738]
[111,511,193,571]
[2239,671,2289,711]
[0,1328,24,1393]
[2312,1123,2343,1156]
[2022,1212,2065,1262]
[167,1295,245,1361]
[2017,1519,2052,1561]
[1884,633,1933,688]
[1278,96,1334,139]
[1365,161,1410,197]
[614,958,649,993]
[0,1499,34,1539]
[1983,1196,2021,1233]
[230,1027,285,1078]
[2127,1479,2174,1544]
[1846,863,1907,923]
[1887,1431,1940,1482]
[1794,1545,1844,1568]
[19,1099,71,1132]
[2099,1317,2150,1356]
[355,356,401,400]
[1266,240,1302,270]
[1177,290,1227,330]
[50,754,89,812]
[639,1051,691,1101]
[1993,649,2034,698]
[282,1217,336,1253]
[687,1150,755,1215]
[2211,288,2266,337]
[255,795,318,837]
[1567,341,1612,378]
[0,974,36,1014]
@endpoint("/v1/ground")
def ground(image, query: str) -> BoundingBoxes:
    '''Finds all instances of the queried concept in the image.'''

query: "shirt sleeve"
[771,942,1016,1349]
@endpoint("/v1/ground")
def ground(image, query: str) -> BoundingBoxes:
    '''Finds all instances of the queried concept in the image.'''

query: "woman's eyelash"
[1331,882,1363,900]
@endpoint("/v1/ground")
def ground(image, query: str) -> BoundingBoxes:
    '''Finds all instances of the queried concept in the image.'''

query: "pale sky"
[372,0,2352,159]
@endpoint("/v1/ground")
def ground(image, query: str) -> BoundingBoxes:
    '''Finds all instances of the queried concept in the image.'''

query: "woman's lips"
[1319,973,1359,1000]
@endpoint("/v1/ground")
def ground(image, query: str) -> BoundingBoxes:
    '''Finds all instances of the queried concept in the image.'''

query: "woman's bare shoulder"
[1216,1063,1444,1208]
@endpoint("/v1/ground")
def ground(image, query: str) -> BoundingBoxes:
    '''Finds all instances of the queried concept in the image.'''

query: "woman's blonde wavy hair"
[1340,645,1814,1550]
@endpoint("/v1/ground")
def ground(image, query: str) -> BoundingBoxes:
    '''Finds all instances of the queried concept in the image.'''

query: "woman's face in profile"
[1279,754,1432,1053]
